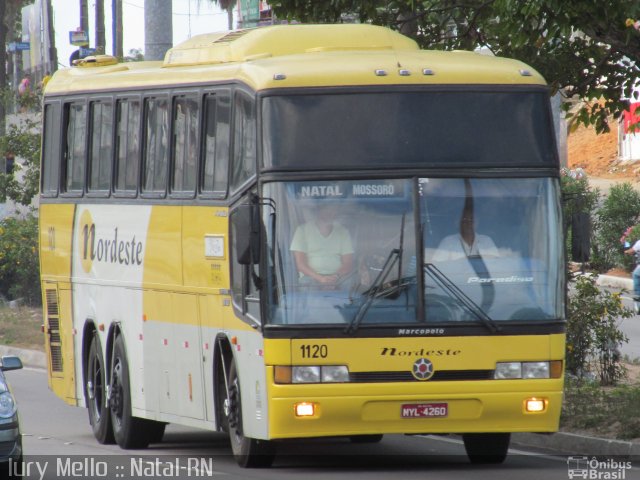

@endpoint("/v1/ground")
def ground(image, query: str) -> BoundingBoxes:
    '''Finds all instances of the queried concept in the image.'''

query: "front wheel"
[227,362,275,468]
[462,433,510,464]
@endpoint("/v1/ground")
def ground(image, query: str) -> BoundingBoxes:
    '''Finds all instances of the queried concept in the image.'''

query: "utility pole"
[95,0,106,54]
[80,0,89,35]
[112,0,123,59]
[144,0,173,61]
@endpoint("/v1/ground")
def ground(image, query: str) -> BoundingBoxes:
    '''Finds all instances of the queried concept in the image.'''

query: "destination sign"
[295,180,406,199]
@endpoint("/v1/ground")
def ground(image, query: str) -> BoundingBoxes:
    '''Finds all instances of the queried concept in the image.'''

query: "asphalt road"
[6,367,640,480]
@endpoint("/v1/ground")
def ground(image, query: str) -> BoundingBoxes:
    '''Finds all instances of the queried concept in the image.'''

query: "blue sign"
[79,47,96,58]
[8,42,30,52]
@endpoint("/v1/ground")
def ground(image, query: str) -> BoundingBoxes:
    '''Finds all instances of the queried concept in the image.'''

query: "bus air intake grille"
[46,289,59,316]
[50,346,63,372]
[349,370,494,383]
[213,29,251,44]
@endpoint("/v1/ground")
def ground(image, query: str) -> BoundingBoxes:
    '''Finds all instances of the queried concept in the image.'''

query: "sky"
[50,0,233,67]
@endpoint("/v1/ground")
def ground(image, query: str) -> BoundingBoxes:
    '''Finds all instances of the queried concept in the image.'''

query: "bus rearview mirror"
[231,205,261,265]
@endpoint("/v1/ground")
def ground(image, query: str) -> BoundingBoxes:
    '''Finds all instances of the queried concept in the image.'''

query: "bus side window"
[142,97,169,195]
[63,102,87,194]
[41,103,60,196]
[230,92,256,193]
[114,99,140,194]
[171,95,199,194]
[201,91,230,197]
[88,101,113,193]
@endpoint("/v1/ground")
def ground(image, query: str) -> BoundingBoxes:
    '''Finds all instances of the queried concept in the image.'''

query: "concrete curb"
[0,345,46,369]
[512,432,640,457]
[596,274,633,291]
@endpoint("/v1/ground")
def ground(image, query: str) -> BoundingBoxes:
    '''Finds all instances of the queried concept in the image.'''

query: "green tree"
[0,118,40,207]
[269,0,640,133]
[566,275,630,386]
[592,183,640,271]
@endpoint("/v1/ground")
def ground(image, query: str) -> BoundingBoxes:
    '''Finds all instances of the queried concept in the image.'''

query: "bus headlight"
[522,362,549,379]
[292,366,321,383]
[275,366,351,384]
[494,361,562,379]
[494,362,522,379]
[321,366,349,383]
[0,391,17,418]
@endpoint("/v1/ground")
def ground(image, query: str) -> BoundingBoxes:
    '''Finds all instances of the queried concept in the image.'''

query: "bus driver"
[290,203,354,285]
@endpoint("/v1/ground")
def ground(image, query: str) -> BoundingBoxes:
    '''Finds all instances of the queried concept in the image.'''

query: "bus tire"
[227,362,275,468]
[462,433,510,464]
[86,334,114,444]
[110,334,150,449]
[349,434,384,444]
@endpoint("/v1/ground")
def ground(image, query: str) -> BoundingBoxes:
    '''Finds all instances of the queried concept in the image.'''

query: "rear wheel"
[110,334,151,449]
[227,362,275,468]
[86,334,114,444]
[462,433,510,464]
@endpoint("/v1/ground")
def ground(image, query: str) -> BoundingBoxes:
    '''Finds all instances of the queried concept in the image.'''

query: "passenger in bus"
[290,203,354,285]
[432,183,498,262]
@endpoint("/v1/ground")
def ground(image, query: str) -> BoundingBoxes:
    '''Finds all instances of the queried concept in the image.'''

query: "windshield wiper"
[345,248,401,334]
[424,263,501,333]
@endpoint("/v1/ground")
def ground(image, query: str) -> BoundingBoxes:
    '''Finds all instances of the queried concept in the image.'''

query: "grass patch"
[0,305,44,351]
[562,378,640,440]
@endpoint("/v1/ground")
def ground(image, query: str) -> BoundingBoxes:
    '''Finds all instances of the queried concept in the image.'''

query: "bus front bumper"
[267,377,563,439]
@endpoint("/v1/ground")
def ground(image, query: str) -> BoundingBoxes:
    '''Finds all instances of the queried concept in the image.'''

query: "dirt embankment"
[568,121,633,179]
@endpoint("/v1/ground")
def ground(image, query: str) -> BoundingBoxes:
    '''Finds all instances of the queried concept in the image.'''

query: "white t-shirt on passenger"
[290,222,353,275]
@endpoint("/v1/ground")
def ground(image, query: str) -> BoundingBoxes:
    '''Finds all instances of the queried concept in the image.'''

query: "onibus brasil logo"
[567,456,632,479]
[79,210,144,273]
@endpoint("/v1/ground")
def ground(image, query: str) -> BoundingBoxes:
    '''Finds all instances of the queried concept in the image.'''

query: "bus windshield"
[263,178,563,328]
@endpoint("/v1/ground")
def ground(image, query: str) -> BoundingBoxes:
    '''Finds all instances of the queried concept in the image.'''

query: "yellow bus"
[39,24,565,467]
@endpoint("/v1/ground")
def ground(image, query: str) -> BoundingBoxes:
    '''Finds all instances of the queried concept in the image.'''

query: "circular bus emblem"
[412,358,434,381]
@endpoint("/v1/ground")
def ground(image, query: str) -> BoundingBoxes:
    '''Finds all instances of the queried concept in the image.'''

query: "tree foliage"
[0,118,40,207]
[269,0,640,133]
[566,275,630,386]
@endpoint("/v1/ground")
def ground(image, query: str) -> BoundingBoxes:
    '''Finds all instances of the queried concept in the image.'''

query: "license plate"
[401,403,448,418]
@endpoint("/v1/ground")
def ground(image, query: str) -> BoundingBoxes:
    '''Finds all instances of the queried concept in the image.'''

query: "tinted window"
[64,103,87,193]
[41,104,60,195]
[202,92,231,196]
[230,93,256,192]
[171,96,199,193]
[142,97,169,193]
[262,90,557,170]
[115,99,140,193]
[89,101,113,192]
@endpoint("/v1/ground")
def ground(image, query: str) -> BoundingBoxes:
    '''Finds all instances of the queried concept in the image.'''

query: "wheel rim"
[110,358,124,428]
[228,377,243,445]
[88,354,104,422]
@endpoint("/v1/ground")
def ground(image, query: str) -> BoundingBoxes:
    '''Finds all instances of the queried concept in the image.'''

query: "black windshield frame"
[261,85,558,172]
